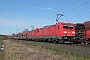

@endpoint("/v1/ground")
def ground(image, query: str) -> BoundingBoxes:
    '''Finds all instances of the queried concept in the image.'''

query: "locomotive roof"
[35,22,74,30]
[43,24,55,28]
[84,21,90,29]
[40,22,74,29]
[62,23,73,25]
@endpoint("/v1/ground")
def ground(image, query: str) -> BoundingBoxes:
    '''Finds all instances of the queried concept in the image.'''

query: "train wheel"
[86,41,88,44]
[58,40,63,44]
[73,41,78,44]
[54,40,57,44]
[33,39,35,41]
[81,42,85,44]
[83,41,88,44]
[35,39,38,42]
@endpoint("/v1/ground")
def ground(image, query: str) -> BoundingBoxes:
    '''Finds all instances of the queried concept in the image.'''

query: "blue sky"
[0,0,90,35]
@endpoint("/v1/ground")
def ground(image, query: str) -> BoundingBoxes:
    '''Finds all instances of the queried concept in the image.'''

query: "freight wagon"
[74,21,90,44]
[84,21,90,44]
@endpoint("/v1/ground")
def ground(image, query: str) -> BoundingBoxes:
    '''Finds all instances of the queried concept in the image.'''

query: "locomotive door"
[56,25,60,37]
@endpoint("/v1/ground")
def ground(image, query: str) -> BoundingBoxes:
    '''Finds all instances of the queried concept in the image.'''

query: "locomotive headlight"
[64,31,67,33]
[72,32,75,34]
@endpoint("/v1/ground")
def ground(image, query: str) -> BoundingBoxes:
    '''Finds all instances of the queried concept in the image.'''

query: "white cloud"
[1,12,22,18]
[0,18,31,27]
[23,6,60,10]
[0,18,56,35]
[0,18,55,29]
[38,7,52,10]
[0,4,60,10]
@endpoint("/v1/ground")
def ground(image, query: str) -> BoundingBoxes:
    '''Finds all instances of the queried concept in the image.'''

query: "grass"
[39,47,90,60]
[14,40,90,60]
[1,39,89,60]
[53,49,90,60]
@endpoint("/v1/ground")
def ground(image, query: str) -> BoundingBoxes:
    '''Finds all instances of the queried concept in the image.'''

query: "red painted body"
[39,28,44,38]
[38,22,75,40]
[11,22,76,43]
[27,29,39,40]
[31,30,35,38]
[86,29,90,39]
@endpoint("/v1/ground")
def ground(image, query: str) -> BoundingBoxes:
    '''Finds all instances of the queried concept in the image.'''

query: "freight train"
[10,21,90,44]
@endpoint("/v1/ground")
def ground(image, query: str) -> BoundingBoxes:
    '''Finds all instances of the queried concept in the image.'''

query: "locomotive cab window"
[63,25,68,29]
[68,26,74,29]
[63,25,74,29]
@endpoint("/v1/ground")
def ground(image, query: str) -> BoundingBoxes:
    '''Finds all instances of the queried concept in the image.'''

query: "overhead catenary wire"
[27,0,90,30]
[49,1,90,19]
[34,0,90,28]
[59,1,90,21]
[48,1,90,23]
[66,11,90,20]
[64,7,90,20]
[62,1,90,14]
[57,0,80,13]
[32,0,86,24]
[46,0,80,20]
[39,0,80,23]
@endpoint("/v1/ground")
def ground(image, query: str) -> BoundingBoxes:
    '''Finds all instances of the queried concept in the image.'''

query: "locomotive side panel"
[49,25,56,37]
[86,30,90,39]
[43,27,49,38]
[38,28,44,38]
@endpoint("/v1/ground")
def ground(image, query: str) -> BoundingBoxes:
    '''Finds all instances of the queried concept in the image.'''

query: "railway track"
[70,44,90,47]
[13,39,90,57]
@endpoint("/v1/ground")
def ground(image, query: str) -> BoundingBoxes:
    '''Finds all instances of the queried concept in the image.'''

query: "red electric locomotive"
[27,29,39,41]
[32,22,77,44]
